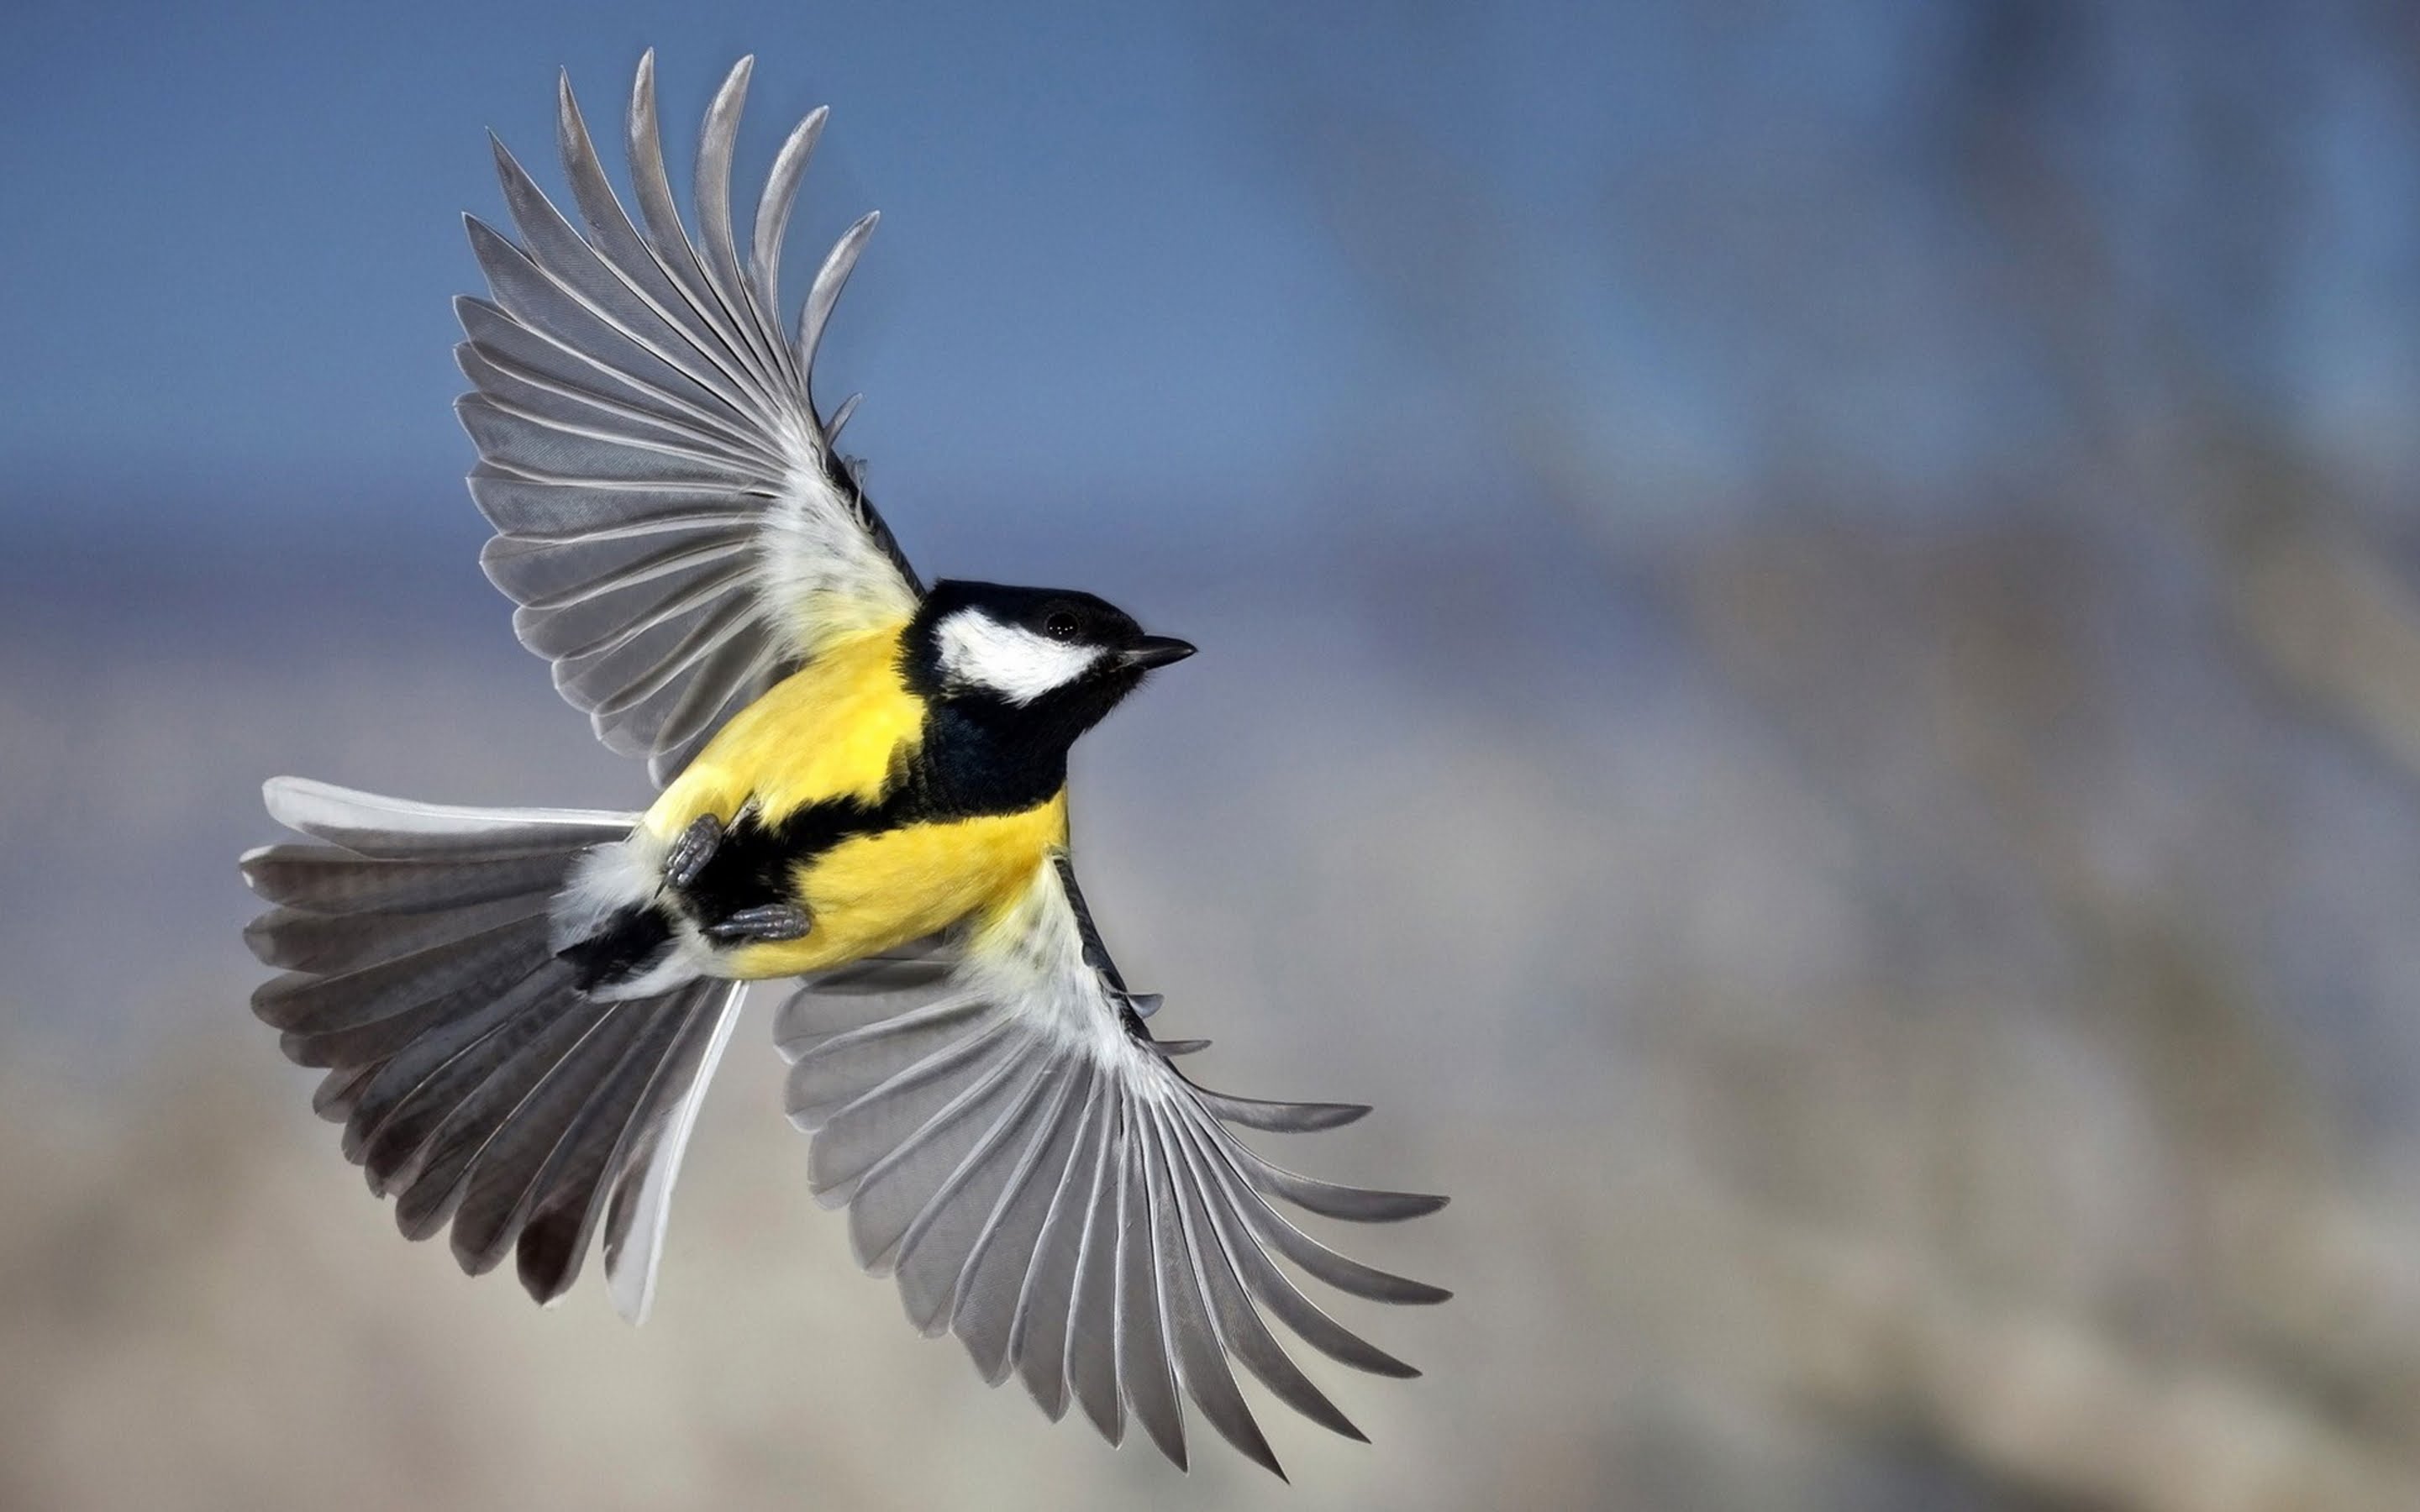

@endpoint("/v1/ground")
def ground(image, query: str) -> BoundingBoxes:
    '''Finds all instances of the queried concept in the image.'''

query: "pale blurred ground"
[8,2,2420,1509]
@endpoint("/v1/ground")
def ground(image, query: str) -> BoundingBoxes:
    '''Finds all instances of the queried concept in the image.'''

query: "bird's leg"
[702,903,813,943]
[661,812,723,890]
[662,810,812,943]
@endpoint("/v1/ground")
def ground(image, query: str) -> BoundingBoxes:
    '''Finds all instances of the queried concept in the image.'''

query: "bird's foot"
[703,902,813,944]
[662,813,723,890]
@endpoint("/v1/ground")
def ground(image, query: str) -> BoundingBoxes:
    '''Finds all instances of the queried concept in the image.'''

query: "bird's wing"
[458,53,921,787]
[775,853,1450,1478]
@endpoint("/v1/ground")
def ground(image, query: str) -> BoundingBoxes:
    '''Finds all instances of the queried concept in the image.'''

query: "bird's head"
[901,580,1195,746]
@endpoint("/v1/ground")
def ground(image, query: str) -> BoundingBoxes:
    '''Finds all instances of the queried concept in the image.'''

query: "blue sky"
[5,0,2413,559]
[0,0,1434,549]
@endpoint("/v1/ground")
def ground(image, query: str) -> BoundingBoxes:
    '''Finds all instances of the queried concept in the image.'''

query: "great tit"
[239,53,1445,1478]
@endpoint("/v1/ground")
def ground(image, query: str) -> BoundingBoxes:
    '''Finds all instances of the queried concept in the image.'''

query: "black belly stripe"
[561,686,1078,991]
[680,795,888,924]
[680,700,1073,926]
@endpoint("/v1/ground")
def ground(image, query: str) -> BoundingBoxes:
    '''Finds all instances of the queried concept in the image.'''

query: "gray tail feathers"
[239,776,744,1321]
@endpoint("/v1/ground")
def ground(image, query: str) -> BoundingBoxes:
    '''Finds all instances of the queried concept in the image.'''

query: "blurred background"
[6,0,2420,1506]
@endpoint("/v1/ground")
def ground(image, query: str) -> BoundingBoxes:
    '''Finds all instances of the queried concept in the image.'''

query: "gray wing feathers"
[1006,1073,1111,1418]
[804,1012,1020,1205]
[842,1034,1045,1275]
[892,1059,1078,1332]
[751,107,828,326]
[799,213,878,379]
[1211,1126,1449,1223]
[1141,1113,1278,1476]
[954,1062,1097,1381]
[461,54,918,786]
[769,859,1448,1478]
[1186,1084,1370,1133]
[691,60,780,387]
[1065,1100,1128,1446]
[1115,1126,1188,1468]
[647,626,786,780]
[242,776,739,1318]
[1160,1118,1368,1441]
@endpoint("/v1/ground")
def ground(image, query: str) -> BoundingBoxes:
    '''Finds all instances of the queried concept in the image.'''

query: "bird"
[237,51,1446,1478]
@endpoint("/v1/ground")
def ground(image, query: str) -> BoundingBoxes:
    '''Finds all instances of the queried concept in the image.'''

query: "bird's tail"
[239,776,743,1320]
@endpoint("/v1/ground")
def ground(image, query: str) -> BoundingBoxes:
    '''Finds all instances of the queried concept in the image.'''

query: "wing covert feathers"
[460,54,921,786]
[776,855,1449,1478]
[241,777,744,1320]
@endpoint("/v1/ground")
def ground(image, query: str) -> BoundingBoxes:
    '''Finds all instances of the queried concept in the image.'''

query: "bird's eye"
[1044,611,1081,642]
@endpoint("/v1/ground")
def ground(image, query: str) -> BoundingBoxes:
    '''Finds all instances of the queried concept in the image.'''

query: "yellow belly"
[725,795,1069,978]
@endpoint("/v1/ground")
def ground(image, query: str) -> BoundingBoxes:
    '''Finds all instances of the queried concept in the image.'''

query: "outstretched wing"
[775,854,1450,1478]
[458,53,920,786]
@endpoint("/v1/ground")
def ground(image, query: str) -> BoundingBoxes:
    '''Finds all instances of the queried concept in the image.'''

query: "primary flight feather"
[239,52,1446,1478]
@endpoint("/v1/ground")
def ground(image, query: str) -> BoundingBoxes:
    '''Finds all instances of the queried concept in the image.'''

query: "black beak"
[1121,635,1197,670]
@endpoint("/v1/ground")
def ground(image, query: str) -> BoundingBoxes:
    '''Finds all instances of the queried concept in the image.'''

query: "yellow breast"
[643,622,923,838]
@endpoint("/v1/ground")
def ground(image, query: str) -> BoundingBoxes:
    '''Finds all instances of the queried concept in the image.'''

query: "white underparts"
[552,832,666,953]
[934,608,1104,705]
[965,854,1150,1075]
[551,830,719,999]
[591,932,714,1000]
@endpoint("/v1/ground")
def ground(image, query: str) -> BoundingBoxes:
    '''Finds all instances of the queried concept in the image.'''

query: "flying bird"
[238,52,1446,1477]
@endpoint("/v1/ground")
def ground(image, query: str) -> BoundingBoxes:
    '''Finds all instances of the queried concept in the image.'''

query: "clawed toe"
[663,813,724,890]
[704,902,813,943]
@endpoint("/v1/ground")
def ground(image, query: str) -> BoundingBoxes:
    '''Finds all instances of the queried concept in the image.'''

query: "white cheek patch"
[936,608,1103,704]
